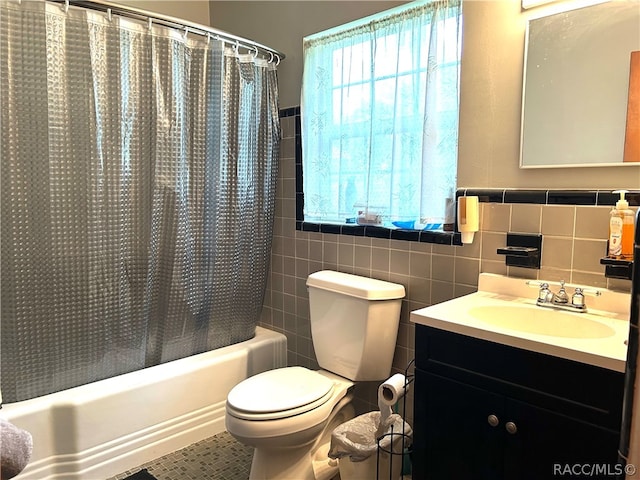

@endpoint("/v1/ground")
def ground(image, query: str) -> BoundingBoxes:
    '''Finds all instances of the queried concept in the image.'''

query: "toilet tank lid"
[307,270,405,300]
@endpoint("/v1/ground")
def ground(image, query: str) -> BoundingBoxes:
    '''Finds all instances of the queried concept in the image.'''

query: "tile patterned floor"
[108,431,253,480]
[108,430,413,480]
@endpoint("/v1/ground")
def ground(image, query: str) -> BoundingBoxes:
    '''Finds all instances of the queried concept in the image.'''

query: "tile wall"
[258,109,636,423]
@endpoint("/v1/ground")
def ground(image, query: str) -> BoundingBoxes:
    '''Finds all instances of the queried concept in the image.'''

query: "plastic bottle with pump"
[608,190,635,260]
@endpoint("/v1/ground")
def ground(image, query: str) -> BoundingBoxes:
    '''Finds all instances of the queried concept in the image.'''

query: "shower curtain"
[0,0,280,403]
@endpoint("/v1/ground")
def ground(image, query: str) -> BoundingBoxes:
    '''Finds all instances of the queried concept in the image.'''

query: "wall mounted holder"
[599,257,633,280]
[599,240,633,280]
[496,233,542,269]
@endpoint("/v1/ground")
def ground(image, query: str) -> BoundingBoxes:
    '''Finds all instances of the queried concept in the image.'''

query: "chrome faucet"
[527,280,600,313]
[552,280,569,305]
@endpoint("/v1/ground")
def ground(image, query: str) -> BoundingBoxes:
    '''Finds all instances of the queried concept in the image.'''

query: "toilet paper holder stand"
[375,358,415,480]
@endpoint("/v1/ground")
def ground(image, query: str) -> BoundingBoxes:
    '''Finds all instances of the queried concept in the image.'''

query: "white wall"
[117,0,211,26]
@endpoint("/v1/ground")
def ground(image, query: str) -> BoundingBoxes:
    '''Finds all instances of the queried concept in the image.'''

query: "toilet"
[225,270,405,480]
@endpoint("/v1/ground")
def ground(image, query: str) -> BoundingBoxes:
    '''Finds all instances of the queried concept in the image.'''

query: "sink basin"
[410,273,630,371]
[468,305,616,339]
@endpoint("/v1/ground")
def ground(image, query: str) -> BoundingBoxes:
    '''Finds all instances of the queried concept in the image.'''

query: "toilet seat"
[226,366,335,421]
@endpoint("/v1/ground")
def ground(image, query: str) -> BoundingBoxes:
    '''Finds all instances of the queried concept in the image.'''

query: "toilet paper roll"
[378,373,409,407]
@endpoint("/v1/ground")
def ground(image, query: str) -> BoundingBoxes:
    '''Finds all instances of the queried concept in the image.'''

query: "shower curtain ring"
[275,54,281,66]
[106,8,112,22]
[183,26,189,40]
[234,40,239,54]
[147,17,152,31]
[63,0,69,13]
[252,46,259,59]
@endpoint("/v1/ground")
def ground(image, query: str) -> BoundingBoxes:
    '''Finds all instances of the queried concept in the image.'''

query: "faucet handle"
[537,282,552,302]
[571,288,585,308]
[580,287,601,298]
[526,280,550,298]
[571,286,600,310]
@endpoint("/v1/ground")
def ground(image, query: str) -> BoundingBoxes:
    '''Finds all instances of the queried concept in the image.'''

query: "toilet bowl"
[226,367,355,480]
[225,271,405,480]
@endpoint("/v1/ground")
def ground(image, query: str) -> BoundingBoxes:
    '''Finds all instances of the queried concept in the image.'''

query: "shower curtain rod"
[45,0,286,61]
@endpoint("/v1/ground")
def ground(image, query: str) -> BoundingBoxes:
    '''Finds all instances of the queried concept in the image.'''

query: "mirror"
[520,1,640,168]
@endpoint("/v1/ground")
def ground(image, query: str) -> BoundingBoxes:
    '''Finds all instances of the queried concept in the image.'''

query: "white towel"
[0,416,33,479]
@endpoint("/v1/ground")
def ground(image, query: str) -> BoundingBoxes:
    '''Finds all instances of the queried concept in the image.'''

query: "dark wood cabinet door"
[503,398,622,480]
[413,370,504,480]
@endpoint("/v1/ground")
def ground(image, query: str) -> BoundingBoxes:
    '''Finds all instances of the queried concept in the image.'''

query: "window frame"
[286,107,461,245]
[298,1,462,244]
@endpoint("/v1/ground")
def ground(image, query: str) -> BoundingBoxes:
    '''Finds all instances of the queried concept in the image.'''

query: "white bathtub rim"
[18,400,227,480]
[3,326,287,480]
[2,326,283,413]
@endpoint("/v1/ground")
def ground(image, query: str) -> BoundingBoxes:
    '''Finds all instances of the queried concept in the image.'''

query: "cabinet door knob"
[505,421,517,434]
[487,414,499,427]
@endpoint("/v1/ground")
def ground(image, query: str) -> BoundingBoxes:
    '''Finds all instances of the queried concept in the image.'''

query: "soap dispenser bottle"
[608,189,635,260]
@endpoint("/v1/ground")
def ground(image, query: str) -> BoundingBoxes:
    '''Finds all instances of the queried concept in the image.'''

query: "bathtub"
[2,326,287,480]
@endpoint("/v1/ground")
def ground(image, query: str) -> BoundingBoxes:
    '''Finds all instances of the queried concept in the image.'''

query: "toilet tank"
[306,271,405,381]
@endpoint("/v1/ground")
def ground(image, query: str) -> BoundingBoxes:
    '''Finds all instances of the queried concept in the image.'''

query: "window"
[301,0,462,231]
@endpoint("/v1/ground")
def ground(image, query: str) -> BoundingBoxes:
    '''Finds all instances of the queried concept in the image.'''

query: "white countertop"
[410,274,630,372]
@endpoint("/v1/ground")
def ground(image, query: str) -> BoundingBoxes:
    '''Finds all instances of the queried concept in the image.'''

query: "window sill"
[296,221,462,246]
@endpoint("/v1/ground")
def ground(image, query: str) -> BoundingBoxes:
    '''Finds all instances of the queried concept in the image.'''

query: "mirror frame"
[519,0,640,169]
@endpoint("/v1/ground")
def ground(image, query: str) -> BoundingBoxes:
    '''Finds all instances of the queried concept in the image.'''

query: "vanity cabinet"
[412,325,625,480]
